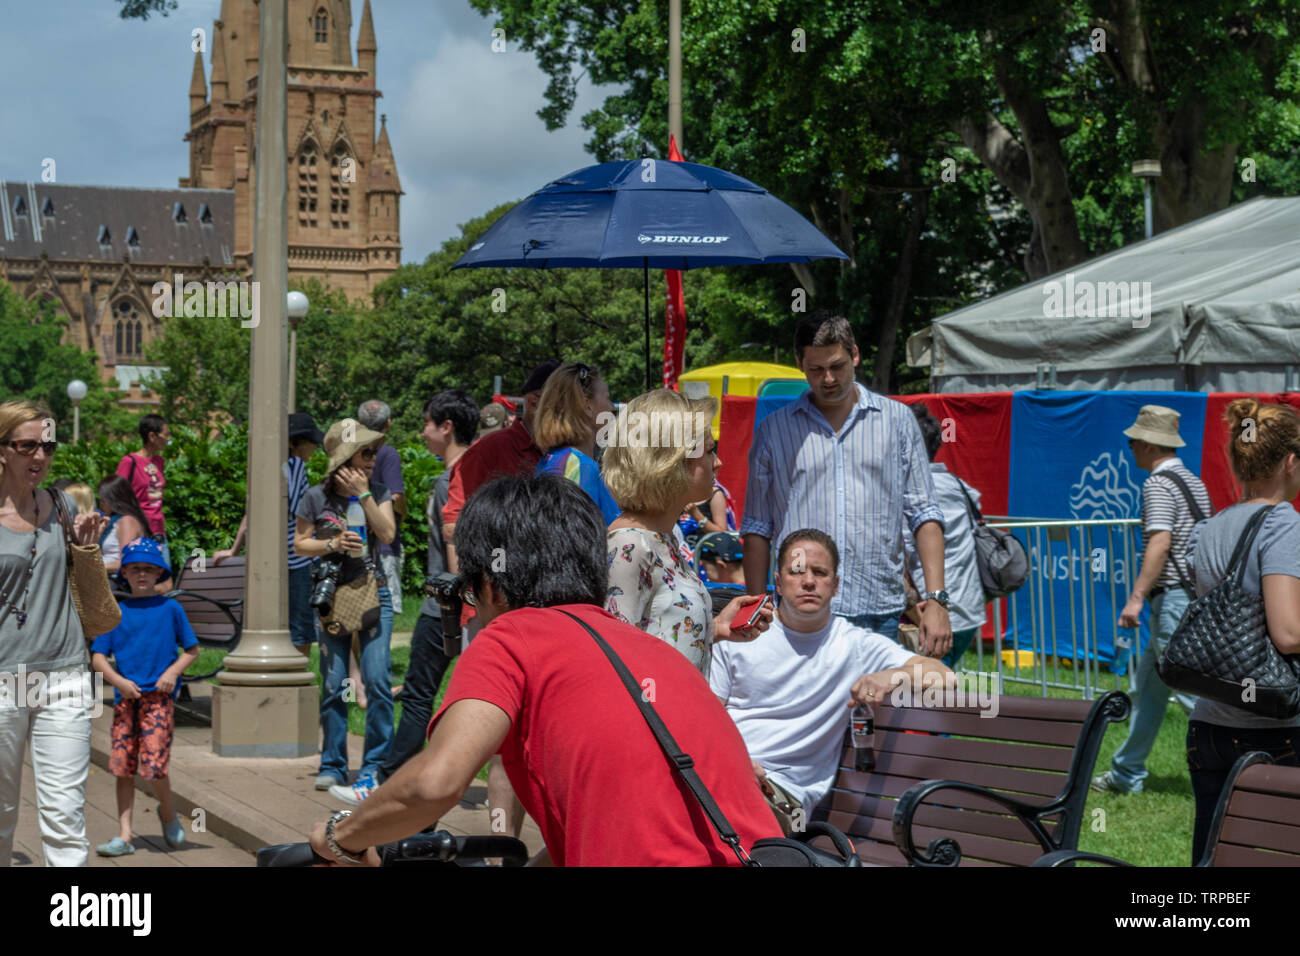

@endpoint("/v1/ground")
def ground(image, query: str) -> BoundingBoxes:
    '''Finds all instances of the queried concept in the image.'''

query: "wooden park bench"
[811,689,1131,866]
[1033,750,1300,867]
[169,555,245,683]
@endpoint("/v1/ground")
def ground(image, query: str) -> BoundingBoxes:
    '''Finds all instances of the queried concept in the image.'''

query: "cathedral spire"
[368,114,401,193]
[357,0,377,76]
[210,20,229,103]
[189,48,207,114]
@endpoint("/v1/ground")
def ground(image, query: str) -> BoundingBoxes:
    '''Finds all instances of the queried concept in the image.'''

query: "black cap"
[288,412,326,445]
[522,360,562,395]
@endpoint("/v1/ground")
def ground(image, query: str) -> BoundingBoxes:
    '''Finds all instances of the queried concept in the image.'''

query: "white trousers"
[0,668,93,867]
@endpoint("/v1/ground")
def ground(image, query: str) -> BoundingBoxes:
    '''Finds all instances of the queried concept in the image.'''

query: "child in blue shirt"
[90,538,199,857]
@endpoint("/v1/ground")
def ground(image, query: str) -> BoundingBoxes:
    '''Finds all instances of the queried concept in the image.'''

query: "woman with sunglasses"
[294,418,397,797]
[533,363,620,524]
[0,401,108,866]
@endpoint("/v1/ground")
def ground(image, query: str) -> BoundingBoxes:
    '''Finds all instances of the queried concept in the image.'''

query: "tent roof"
[908,197,1300,376]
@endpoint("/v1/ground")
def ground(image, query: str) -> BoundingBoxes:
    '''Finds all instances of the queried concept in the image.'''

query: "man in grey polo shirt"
[1093,405,1211,795]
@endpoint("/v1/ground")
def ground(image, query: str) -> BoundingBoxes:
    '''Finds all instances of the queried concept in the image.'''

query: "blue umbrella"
[452,159,848,387]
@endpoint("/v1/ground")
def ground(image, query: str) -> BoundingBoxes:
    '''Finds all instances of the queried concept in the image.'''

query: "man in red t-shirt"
[116,413,171,568]
[309,475,781,866]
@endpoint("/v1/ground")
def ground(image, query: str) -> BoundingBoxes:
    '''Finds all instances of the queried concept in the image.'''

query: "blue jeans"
[317,584,394,783]
[944,627,980,669]
[841,611,900,643]
[288,564,315,647]
[1109,588,1196,792]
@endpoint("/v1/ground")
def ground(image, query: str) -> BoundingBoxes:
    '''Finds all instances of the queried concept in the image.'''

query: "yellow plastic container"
[1001,649,1037,669]
[678,361,807,438]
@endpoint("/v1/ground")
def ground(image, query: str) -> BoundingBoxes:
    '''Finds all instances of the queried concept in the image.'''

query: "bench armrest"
[891,778,1064,867]
[1031,849,1132,867]
[168,590,241,683]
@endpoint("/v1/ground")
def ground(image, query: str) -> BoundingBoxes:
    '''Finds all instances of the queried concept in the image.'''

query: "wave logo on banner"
[1068,451,1141,520]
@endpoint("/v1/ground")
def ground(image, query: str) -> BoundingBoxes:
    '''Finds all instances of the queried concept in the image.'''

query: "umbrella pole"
[644,258,651,391]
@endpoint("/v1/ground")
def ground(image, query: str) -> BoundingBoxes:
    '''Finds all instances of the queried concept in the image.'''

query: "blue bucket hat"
[117,538,171,583]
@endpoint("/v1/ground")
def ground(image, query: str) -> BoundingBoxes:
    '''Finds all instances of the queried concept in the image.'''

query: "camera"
[425,571,466,657]
[310,555,346,617]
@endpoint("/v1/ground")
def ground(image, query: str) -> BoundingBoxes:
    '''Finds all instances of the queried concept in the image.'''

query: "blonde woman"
[603,390,772,673]
[0,401,107,867]
[533,362,620,523]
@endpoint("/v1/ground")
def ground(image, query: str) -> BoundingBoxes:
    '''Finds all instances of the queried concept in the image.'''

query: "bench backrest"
[170,557,244,646]
[822,693,1107,866]
[172,556,247,604]
[1207,759,1300,867]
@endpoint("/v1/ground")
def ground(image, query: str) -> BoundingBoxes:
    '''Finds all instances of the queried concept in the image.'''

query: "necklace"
[3,491,39,628]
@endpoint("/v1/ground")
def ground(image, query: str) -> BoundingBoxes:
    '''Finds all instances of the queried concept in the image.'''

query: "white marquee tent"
[906,197,1300,393]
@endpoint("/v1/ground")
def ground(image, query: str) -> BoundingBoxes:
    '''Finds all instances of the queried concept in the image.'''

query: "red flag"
[663,135,687,389]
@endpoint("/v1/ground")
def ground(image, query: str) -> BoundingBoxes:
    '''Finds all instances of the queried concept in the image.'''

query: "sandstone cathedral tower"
[182,0,402,299]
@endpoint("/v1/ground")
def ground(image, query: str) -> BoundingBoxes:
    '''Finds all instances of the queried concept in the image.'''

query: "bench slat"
[832,769,1055,809]
[1223,789,1300,824]
[1211,842,1300,867]
[844,733,1075,774]
[828,809,1042,866]
[1235,763,1300,796]
[874,708,1084,747]
[878,695,1096,722]
[825,788,1060,844]
[837,752,1063,799]
[1217,816,1300,854]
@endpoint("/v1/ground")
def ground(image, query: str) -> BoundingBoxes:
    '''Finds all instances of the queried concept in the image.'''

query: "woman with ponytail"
[1184,398,1300,863]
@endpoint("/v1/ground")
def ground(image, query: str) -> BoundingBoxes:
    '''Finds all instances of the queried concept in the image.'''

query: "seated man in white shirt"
[710,528,953,834]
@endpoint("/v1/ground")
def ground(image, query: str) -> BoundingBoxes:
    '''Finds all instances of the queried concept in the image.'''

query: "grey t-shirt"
[296,481,392,583]
[0,491,87,672]
[419,468,451,618]
[1187,502,1300,729]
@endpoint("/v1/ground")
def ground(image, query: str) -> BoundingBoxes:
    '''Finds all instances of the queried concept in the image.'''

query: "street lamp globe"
[67,379,88,403]
[286,290,310,323]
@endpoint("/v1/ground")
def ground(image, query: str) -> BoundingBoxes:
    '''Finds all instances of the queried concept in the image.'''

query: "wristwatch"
[922,590,950,608]
[325,810,366,865]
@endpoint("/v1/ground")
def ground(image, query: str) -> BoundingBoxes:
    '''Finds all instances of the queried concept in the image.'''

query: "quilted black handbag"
[1156,504,1300,720]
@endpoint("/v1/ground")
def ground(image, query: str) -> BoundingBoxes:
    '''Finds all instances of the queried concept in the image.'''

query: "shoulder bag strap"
[1225,505,1275,590]
[49,488,76,567]
[554,608,753,866]
[955,476,984,526]
[1160,470,1208,524]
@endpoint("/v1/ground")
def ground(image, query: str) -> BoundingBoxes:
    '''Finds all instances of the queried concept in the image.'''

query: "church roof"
[0,184,234,265]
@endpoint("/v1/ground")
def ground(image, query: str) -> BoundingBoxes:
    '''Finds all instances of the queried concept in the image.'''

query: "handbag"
[956,479,1028,600]
[51,492,122,641]
[555,609,862,867]
[318,556,382,637]
[1156,504,1300,720]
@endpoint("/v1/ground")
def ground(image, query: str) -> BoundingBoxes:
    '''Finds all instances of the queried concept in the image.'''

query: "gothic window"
[314,8,328,42]
[298,145,319,228]
[113,299,144,359]
[40,196,54,217]
[12,195,26,217]
[199,203,213,225]
[330,145,351,229]
[173,202,187,223]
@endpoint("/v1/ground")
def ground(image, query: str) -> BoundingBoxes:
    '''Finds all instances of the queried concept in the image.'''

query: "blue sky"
[0,0,609,264]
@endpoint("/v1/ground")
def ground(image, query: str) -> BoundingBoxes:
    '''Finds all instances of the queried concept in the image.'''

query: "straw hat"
[324,418,386,473]
[1122,405,1185,448]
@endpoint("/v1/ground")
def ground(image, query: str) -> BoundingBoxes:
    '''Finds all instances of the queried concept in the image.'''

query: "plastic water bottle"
[851,703,875,772]
[346,496,367,550]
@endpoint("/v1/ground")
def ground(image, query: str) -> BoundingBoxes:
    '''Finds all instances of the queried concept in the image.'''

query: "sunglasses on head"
[3,439,58,457]
[358,447,377,460]
[577,364,592,387]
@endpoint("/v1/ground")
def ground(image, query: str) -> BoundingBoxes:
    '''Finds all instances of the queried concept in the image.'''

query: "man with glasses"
[1093,405,1212,795]
[115,414,172,570]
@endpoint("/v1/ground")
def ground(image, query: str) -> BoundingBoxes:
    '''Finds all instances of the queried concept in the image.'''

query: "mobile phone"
[736,593,773,630]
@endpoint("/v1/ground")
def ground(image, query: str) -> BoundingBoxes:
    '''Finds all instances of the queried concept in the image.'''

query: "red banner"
[662,135,687,389]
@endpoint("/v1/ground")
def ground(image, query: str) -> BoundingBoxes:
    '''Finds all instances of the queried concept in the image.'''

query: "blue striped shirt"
[740,384,944,616]
[285,457,310,570]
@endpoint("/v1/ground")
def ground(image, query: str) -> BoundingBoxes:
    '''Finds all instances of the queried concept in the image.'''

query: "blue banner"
[1007,391,1209,669]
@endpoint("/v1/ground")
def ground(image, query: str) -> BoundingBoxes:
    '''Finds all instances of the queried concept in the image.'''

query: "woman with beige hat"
[294,418,397,796]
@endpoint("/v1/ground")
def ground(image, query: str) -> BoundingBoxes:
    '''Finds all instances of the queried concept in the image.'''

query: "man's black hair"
[793,308,856,362]
[456,474,607,610]
[139,413,167,444]
[912,403,943,461]
[425,389,479,447]
[776,528,840,574]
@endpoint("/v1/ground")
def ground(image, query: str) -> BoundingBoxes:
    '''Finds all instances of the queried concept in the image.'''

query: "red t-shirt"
[429,604,781,866]
[442,420,541,528]
[116,452,166,536]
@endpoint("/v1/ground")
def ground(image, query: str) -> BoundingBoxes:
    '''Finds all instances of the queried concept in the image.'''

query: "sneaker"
[1091,771,1141,795]
[315,772,345,791]
[163,815,186,848]
[96,837,135,857]
[330,770,379,806]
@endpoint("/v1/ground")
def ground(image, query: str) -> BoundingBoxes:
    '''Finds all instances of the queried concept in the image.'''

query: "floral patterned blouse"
[606,527,714,674]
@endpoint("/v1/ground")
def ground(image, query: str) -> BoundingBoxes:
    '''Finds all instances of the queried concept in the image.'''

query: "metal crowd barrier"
[971,516,1144,700]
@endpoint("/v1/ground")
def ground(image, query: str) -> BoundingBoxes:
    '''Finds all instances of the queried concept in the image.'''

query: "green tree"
[0,282,135,441]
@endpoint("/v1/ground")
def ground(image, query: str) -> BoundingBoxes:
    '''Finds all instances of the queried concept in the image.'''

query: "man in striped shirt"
[1094,405,1211,795]
[741,311,952,657]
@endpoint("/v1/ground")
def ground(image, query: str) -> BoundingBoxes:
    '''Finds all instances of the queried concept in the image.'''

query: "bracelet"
[325,810,367,865]
[357,491,373,501]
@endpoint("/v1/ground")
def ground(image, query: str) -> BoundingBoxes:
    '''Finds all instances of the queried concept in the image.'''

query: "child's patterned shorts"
[110,691,175,780]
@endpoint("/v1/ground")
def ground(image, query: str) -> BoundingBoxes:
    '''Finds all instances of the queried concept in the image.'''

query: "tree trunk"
[872,187,929,394]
